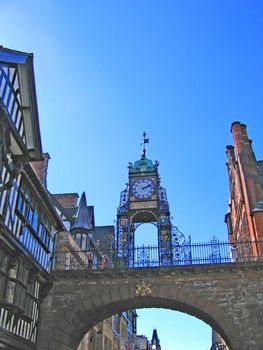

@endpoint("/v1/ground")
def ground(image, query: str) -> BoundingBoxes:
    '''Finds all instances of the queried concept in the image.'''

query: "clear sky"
[1,1,263,349]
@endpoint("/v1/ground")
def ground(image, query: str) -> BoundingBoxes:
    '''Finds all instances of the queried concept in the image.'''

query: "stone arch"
[41,285,236,350]
[131,210,157,223]
[134,221,159,247]
[37,263,263,350]
[75,293,235,349]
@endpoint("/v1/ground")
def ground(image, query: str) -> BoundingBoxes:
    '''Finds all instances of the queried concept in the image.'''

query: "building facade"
[135,329,161,350]
[225,121,263,253]
[210,121,263,350]
[0,47,62,349]
[77,313,138,350]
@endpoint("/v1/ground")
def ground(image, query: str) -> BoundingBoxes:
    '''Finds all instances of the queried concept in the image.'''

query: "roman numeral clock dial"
[131,178,155,199]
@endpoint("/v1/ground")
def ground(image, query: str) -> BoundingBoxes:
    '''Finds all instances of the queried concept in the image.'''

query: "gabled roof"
[49,192,75,223]
[0,46,43,160]
[0,46,32,64]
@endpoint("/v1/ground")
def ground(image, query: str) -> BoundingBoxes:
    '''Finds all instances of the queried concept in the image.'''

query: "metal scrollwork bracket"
[0,116,26,193]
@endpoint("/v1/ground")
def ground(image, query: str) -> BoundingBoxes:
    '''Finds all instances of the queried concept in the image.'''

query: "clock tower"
[115,133,190,267]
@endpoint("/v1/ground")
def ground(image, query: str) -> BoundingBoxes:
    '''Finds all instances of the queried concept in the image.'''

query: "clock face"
[131,178,155,199]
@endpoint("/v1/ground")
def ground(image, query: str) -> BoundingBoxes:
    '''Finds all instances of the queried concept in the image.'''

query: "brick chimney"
[53,193,79,208]
[231,121,249,152]
[30,152,50,189]
[231,121,256,174]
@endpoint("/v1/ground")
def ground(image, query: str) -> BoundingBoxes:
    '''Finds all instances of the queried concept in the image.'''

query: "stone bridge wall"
[37,262,263,350]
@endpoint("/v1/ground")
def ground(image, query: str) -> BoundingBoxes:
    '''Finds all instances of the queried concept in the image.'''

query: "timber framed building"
[0,47,62,349]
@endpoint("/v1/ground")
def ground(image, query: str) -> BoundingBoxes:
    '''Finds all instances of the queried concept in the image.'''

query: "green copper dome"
[128,154,159,176]
[133,157,154,170]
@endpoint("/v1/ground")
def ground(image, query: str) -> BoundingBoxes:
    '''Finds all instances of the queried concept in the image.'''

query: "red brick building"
[225,121,263,255]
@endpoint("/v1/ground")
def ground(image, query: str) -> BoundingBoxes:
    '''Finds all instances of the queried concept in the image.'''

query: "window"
[225,213,233,235]
[72,232,90,250]
[0,250,8,299]
[75,233,81,247]
[15,180,54,271]
[0,248,38,316]
[0,247,41,343]
[14,262,29,310]
[5,259,18,304]
[25,278,40,321]
[1,256,28,313]
[113,315,120,335]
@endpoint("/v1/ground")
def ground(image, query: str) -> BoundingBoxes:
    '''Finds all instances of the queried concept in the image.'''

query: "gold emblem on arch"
[135,281,153,297]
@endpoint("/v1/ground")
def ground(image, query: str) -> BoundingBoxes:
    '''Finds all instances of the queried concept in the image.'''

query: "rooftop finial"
[141,131,149,159]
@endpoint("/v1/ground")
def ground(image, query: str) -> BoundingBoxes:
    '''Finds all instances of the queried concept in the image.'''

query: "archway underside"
[48,296,233,350]
[132,211,157,223]
[76,297,232,349]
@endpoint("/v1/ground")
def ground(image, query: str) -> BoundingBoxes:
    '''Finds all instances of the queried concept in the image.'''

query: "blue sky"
[1,1,263,349]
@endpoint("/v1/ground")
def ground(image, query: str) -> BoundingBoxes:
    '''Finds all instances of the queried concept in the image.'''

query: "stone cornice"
[52,260,263,285]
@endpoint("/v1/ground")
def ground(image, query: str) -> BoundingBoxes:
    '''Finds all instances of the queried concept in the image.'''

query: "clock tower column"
[115,134,190,267]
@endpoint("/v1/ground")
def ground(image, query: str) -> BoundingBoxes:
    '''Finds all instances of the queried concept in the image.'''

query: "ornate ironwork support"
[210,236,221,263]
[171,226,192,265]
[136,245,150,267]
[0,116,25,193]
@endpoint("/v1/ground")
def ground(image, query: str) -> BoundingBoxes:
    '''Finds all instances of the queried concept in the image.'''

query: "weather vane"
[141,131,149,159]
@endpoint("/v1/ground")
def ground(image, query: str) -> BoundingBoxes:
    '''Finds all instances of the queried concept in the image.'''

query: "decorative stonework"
[130,201,157,209]
[135,281,153,296]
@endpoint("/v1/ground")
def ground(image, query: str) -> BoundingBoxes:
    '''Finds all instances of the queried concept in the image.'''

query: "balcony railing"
[53,240,263,271]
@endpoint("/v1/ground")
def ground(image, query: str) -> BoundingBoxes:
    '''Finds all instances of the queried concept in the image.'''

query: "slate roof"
[71,192,94,231]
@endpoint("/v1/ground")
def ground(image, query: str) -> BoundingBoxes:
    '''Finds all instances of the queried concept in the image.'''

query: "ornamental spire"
[71,192,93,232]
[141,131,149,159]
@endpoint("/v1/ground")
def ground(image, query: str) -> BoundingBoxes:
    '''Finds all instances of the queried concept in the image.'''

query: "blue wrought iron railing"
[53,240,263,271]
